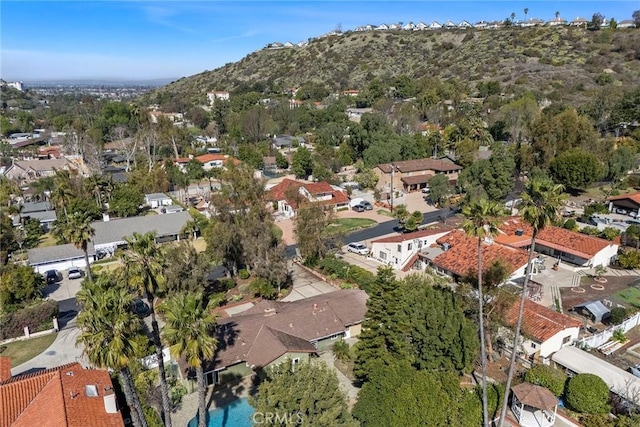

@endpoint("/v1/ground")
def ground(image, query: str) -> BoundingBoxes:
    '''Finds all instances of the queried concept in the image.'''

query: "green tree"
[624,224,640,249]
[0,264,44,310]
[617,249,640,269]
[110,184,144,217]
[565,374,610,414]
[354,267,413,382]
[250,359,358,427]
[458,143,515,202]
[293,202,333,264]
[63,212,95,281]
[428,174,451,207]
[50,180,73,218]
[275,151,289,169]
[607,146,636,181]
[120,232,173,427]
[159,292,218,427]
[185,159,205,182]
[498,178,567,427]
[292,146,313,178]
[76,278,148,427]
[549,149,603,190]
[523,365,568,397]
[463,198,503,427]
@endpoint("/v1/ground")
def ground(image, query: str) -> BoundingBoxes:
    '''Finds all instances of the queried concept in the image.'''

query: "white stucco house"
[503,299,582,364]
[145,193,173,209]
[266,178,349,218]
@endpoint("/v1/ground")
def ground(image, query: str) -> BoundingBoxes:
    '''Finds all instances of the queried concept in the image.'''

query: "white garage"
[28,243,95,274]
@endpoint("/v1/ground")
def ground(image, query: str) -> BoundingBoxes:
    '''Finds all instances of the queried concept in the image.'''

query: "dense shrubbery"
[617,249,640,269]
[523,364,568,396]
[609,306,628,325]
[316,255,376,293]
[565,373,610,414]
[0,300,58,340]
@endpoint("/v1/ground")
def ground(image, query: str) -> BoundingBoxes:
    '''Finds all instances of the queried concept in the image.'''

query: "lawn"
[0,333,57,367]
[614,286,640,308]
[377,209,394,217]
[328,218,377,234]
[37,233,58,248]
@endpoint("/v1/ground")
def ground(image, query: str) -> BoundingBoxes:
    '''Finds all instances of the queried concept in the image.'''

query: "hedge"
[565,373,610,414]
[0,300,59,340]
[317,255,376,293]
[523,364,567,396]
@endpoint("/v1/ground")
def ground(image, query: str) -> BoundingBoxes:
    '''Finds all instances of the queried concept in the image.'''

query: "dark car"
[352,204,365,212]
[132,299,151,318]
[44,270,60,284]
[360,201,373,210]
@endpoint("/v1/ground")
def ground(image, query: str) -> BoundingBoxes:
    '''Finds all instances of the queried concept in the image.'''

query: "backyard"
[0,333,57,367]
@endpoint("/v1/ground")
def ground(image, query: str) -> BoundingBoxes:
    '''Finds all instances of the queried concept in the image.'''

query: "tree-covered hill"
[148,26,640,106]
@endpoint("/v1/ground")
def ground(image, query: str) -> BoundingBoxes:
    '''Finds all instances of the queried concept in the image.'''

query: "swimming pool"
[187,397,254,427]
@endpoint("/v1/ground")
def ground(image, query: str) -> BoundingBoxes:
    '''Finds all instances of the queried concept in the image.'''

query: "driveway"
[338,249,385,274]
[283,262,337,301]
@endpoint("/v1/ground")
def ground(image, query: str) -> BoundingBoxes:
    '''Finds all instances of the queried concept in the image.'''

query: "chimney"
[0,356,12,382]
[264,307,276,317]
[313,303,318,311]
[103,394,118,414]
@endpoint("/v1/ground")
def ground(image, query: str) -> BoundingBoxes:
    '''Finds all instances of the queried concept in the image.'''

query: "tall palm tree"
[85,175,104,208]
[555,11,560,20]
[50,182,73,218]
[159,292,219,427]
[76,279,149,427]
[524,7,529,22]
[120,232,173,427]
[65,213,95,281]
[497,178,566,427]
[462,198,503,427]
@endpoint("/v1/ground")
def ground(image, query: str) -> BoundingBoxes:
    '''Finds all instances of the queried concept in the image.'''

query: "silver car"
[68,268,83,280]
[347,242,370,255]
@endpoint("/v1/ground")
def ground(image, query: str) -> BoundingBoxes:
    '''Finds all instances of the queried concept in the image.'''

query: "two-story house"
[375,157,462,193]
[266,179,349,218]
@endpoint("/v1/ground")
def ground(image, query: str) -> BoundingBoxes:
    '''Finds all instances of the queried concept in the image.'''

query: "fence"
[577,312,640,349]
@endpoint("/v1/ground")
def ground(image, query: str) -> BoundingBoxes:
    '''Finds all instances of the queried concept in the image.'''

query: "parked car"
[347,242,369,255]
[352,204,365,212]
[421,187,430,193]
[68,267,83,280]
[360,201,373,210]
[628,365,640,378]
[44,270,60,284]
[131,299,151,318]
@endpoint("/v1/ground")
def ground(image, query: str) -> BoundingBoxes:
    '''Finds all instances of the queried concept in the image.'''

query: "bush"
[523,364,567,396]
[210,278,236,293]
[250,278,276,299]
[565,373,610,414]
[609,306,628,325]
[332,340,351,362]
[613,328,626,343]
[617,250,640,269]
[563,219,578,231]
[238,269,250,280]
[0,300,58,340]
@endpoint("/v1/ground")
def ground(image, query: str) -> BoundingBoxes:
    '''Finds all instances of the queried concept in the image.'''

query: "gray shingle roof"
[145,193,171,201]
[91,211,192,246]
[21,201,53,213]
[28,243,95,265]
[23,210,57,223]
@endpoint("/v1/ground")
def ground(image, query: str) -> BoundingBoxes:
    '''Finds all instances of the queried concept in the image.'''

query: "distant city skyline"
[1,1,637,82]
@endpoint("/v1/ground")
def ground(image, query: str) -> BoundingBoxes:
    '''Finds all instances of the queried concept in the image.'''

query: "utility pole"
[390,164,395,212]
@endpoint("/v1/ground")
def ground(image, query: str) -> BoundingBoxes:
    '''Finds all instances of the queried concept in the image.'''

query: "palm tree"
[524,7,529,23]
[510,12,516,23]
[181,219,200,241]
[120,232,173,427]
[159,292,219,427]
[497,178,566,427]
[462,199,503,427]
[65,213,95,281]
[76,279,149,427]
[50,182,73,218]
[85,175,104,208]
[555,11,560,20]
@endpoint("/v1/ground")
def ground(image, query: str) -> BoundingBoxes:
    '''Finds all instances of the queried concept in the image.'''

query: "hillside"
[150,27,640,105]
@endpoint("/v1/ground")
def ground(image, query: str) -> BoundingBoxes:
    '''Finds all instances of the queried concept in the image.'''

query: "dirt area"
[560,275,638,311]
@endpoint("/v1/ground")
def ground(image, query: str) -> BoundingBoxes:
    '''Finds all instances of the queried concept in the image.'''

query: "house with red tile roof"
[0,358,124,427]
[265,178,349,218]
[419,229,530,281]
[370,224,453,270]
[173,153,239,172]
[375,157,462,193]
[194,290,367,386]
[608,192,640,217]
[495,217,619,267]
[502,299,582,363]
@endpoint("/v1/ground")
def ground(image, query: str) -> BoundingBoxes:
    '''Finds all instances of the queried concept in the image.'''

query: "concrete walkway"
[318,350,359,406]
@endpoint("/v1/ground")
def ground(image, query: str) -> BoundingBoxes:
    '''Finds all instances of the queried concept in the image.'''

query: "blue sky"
[1,1,637,81]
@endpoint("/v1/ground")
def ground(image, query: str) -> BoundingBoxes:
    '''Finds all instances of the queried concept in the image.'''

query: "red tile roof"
[504,299,581,343]
[0,362,124,427]
[266,179,349,209]
[0,357,11,382]
[608,192,640,205]
[196,153,227,163]
[303,181,334,194]
[266,178,305,204]
[372,224,453,244]
[496,217,613,259]
[432,230,530,278]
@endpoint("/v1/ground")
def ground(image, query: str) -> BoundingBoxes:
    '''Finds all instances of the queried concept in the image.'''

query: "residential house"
[207,91,230,104]
[618,20,636,29]
[474,21,489,30]
[402,22,416,30]
[28,243,96,274]
[428,21,442,30]
[443,20,458,29]
[289,99,303,109]
[487,20,504,29]
[420,229,530,281]
[0,359,124,427]
[502,299,581,363]
[414,22,428,30]
[608,191,640,216]
[388,23,401,30]
[370,224,453,270]
[3,158,79,186]
[199,290,367,385]
[266,178,349,218]
[458,20,473,29]
[148,111,183,124]
[145,193,173,209]
[173,153,237,172]
[91,210,192,255]
[341,89,359,97]
[547,17,568,26]
[375,157,463,193]
[494,217,619,267]
[375,23,389,30]
[18,201,57,231]
[283,41,294,48]
[521,18,544,27]
[272,135,305,150]
[570,17,588,27]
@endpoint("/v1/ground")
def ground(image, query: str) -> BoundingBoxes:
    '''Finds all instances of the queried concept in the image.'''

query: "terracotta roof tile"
[432,230,530,278]
[504,299,582,342]
[303,181,334,194]
[400,174,433,186]
[496,217,613,259]
[0,363,124,427]
[196,153,227,163]
[608,192,640,205]
[266,179,349,209]
[0,357,11,382]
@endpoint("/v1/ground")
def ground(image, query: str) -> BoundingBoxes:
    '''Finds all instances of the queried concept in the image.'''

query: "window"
[531,342,537,349]
[397,244,402,252]
[379,252,387,260]
[562,336,571,345]
[330,333,341,340]
[408,243,413,251]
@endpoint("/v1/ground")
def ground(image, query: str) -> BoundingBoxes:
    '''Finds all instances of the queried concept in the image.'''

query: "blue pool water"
[187,398,254,427]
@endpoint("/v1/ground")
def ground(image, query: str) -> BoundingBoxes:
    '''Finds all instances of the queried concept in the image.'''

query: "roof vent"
[515,229,524,236]
[66,371,74,376]
[442,243,451,251]
[264,307,276,317]
[85,384,99,397]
